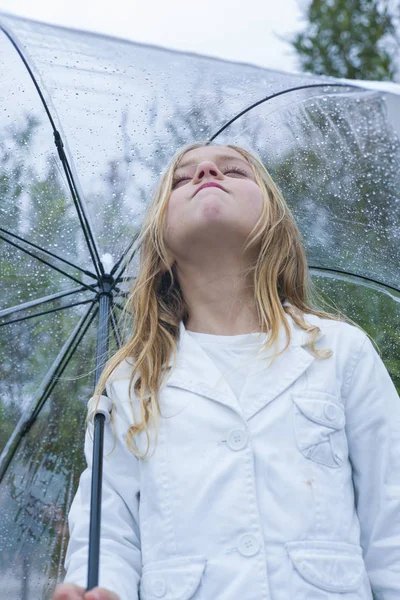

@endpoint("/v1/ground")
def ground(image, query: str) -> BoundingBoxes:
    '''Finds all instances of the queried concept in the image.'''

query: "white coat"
[64,308,400,600]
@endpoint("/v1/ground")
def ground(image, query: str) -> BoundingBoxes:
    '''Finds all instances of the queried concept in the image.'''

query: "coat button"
[152,578,166,597]
[227,428,248,451]
[324,403,338,421]
[237,533,260,556]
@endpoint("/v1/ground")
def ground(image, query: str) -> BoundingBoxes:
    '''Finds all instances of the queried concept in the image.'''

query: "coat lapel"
[162,309,324,420]
[239,341,315,420]
[162,322,238,413]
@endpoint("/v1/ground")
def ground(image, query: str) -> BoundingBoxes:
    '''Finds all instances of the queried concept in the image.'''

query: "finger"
[52,583,86,599]
[84,587,120,600]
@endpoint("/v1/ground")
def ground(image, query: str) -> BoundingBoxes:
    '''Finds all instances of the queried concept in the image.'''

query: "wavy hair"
[90,141,369,459]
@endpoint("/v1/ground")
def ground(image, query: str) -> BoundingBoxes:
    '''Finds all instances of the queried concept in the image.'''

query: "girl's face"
[163,146,263,265]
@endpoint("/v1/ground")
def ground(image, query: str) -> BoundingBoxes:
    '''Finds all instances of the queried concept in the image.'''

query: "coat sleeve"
[63,379,142,600]
[344,332,400,600]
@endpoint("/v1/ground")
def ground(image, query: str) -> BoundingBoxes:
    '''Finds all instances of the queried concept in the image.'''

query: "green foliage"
[283,0,400,80]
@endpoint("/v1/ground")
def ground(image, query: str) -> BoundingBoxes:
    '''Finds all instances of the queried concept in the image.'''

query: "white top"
[186,329,267,401]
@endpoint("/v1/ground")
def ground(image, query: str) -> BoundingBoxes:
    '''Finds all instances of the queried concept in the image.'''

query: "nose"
[193,161,223,182]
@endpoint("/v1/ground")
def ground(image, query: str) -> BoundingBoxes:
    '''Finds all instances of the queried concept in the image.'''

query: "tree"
[282,0,400,81]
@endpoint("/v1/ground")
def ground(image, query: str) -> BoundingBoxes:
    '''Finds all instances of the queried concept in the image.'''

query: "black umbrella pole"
[87,282,112,590]
[87,411,105,590]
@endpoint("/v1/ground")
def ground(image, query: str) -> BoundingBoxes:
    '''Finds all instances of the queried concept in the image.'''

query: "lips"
[194,182,225,196]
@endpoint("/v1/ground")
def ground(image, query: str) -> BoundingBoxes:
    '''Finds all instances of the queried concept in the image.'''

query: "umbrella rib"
[309,266,400,300]
[60,153,104,280]
[0,22,104,281]
[112,302,125,311]
[110,230,141,278]
[0,286,92,319]
[208,82,379,141]
[0,297,96,327]
[110,307,123,348]
[0,226,97,279]
[0,233,98,292]
[0,302,98,482]
[32,305,99,425]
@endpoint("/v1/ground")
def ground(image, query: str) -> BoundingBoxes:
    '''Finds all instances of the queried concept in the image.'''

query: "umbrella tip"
[101,253,114,274]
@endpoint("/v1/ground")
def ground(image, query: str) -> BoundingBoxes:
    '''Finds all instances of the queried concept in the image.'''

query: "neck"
[176,257,262,335]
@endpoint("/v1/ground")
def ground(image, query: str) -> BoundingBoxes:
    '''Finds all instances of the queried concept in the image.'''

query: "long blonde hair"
[91,141,368,459]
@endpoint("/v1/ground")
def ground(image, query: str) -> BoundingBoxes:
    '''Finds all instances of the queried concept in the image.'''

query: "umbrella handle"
[87,394,112,590]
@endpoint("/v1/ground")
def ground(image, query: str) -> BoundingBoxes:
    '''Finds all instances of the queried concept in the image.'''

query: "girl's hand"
[52,583,120,600]
[52,584,85,599]
[84,588,120,600]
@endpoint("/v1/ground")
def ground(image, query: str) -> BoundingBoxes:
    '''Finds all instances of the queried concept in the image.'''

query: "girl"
[53,142,400,600]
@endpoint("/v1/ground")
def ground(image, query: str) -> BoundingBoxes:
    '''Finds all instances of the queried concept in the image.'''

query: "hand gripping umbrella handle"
[87,394,112,591]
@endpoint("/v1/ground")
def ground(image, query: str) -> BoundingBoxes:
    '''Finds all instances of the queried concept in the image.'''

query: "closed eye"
[224,166,249,177]
[172,165,250,188]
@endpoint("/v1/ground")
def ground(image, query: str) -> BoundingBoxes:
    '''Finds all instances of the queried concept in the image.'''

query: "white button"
[227,428,248,451]
[152,578,166,597]
[324,403,338,421]
[237,533,260,556]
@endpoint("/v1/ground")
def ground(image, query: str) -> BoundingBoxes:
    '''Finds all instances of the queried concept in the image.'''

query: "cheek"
[243,187,264,223]
[163,193,185,239]
[165,194,180,222]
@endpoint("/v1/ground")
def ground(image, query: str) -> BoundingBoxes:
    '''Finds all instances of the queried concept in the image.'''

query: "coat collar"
[163,304,325,420]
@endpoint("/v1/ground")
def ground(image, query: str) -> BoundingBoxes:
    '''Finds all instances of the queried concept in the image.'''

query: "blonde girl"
[53,142,400,600]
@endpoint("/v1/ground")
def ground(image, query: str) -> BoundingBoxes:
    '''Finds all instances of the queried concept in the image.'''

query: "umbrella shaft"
[95,290,111,385]
[87,280,112,589]
[87,412,105,590]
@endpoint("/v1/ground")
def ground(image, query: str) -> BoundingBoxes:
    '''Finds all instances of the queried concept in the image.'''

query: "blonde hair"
[90,141,370,459]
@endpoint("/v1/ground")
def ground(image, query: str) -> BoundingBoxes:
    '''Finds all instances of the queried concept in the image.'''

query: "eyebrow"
[175,154,251,171]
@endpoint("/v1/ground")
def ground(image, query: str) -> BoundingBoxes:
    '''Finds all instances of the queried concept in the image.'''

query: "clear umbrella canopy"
[0,11,399,599]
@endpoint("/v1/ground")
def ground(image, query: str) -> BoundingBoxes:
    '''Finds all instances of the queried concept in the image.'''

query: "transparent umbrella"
[0,11,399,600]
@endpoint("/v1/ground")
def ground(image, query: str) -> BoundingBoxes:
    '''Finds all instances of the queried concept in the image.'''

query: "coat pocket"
[292,392,347,468]
[140,554,207,600]
[285,540,365,595]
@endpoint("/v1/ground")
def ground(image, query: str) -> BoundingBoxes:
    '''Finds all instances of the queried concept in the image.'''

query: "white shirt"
[186,330,268,402]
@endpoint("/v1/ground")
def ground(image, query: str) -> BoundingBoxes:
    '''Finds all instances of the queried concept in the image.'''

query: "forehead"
[175,147,249,171]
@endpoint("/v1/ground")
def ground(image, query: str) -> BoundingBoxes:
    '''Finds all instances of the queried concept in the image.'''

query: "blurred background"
[1,0,399,79]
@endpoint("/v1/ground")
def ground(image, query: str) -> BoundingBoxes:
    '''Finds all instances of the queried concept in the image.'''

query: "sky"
[0,0,308,73]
